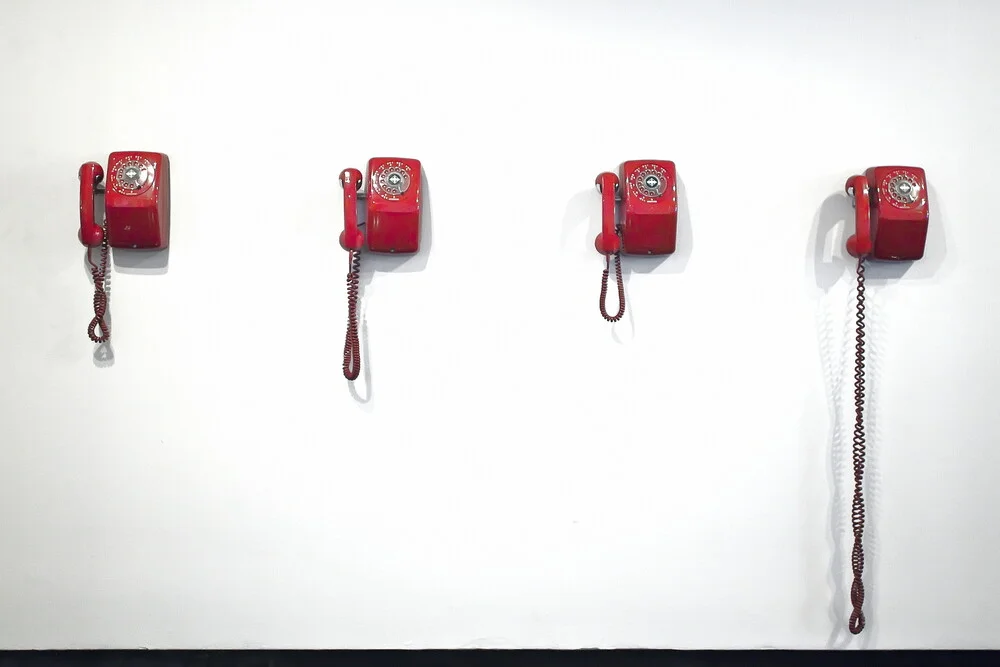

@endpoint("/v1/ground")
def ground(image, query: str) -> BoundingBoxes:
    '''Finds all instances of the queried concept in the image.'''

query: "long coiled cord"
[87,227,110,343]
[599,252,625,322]
[849,257,867,634]
[342,249,361,380]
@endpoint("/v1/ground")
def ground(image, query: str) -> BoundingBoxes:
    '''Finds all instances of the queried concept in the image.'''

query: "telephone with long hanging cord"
[78,152,171,344]
[338,157,422,381]
[843,165,929,634]
[594,160,678,321]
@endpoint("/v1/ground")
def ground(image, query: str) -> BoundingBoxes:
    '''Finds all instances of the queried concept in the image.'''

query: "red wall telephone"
[842,165,929,635]
[78,152,171,343]
[846,166,928,261]
[338,157,421,380]
[594,160,678,321]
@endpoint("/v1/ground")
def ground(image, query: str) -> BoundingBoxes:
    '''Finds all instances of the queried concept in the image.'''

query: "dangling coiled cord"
[599,252,625,322]
[849,257,867,634]
[342,249,361,380]
[87,227,110,343]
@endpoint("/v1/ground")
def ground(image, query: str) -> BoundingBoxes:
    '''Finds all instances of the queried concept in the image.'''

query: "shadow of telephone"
[78,151,171,347]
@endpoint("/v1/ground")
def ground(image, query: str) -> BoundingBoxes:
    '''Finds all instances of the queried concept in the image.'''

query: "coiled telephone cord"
[599,252,625,322]
[849,257,867,634]
[342,249,361,380]
[87,227,110,343]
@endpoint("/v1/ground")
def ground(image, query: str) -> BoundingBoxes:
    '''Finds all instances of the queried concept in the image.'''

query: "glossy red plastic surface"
[619,160,678,255]
[79,162,105,247]
[870,166,928,260]
[100,151,170,249]
[845,174,872,258]
[594,172,621,255]
[365,157,421,254]
[339,168,364,251]
[846,166,928,261]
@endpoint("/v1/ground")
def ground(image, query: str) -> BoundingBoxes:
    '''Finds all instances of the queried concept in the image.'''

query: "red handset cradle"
[845,166,928,260]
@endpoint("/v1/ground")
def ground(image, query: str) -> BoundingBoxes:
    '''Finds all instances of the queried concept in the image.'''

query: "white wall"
[1,0,998,651]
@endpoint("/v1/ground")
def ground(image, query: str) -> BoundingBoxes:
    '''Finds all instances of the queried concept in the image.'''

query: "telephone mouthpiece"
[79,226,102,247]
[339,229,364,252]
[846,235,861,258]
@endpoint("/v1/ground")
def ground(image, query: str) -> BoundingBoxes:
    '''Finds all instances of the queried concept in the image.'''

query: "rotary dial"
[630,164,669,200]
[111,156,155,196]
[883,171,921,207]
[373,162,412,198]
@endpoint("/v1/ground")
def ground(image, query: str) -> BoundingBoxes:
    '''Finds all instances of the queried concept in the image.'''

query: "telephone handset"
[843,165,929,635]
[338,157,422,381]
[78,152,171,343]
[594,160,678,321]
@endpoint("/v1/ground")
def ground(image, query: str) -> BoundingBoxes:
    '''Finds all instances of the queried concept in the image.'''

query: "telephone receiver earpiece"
[845,174,872,258]
[79,161,105,247]
[339,167,364,252]
[594,172,621,255]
